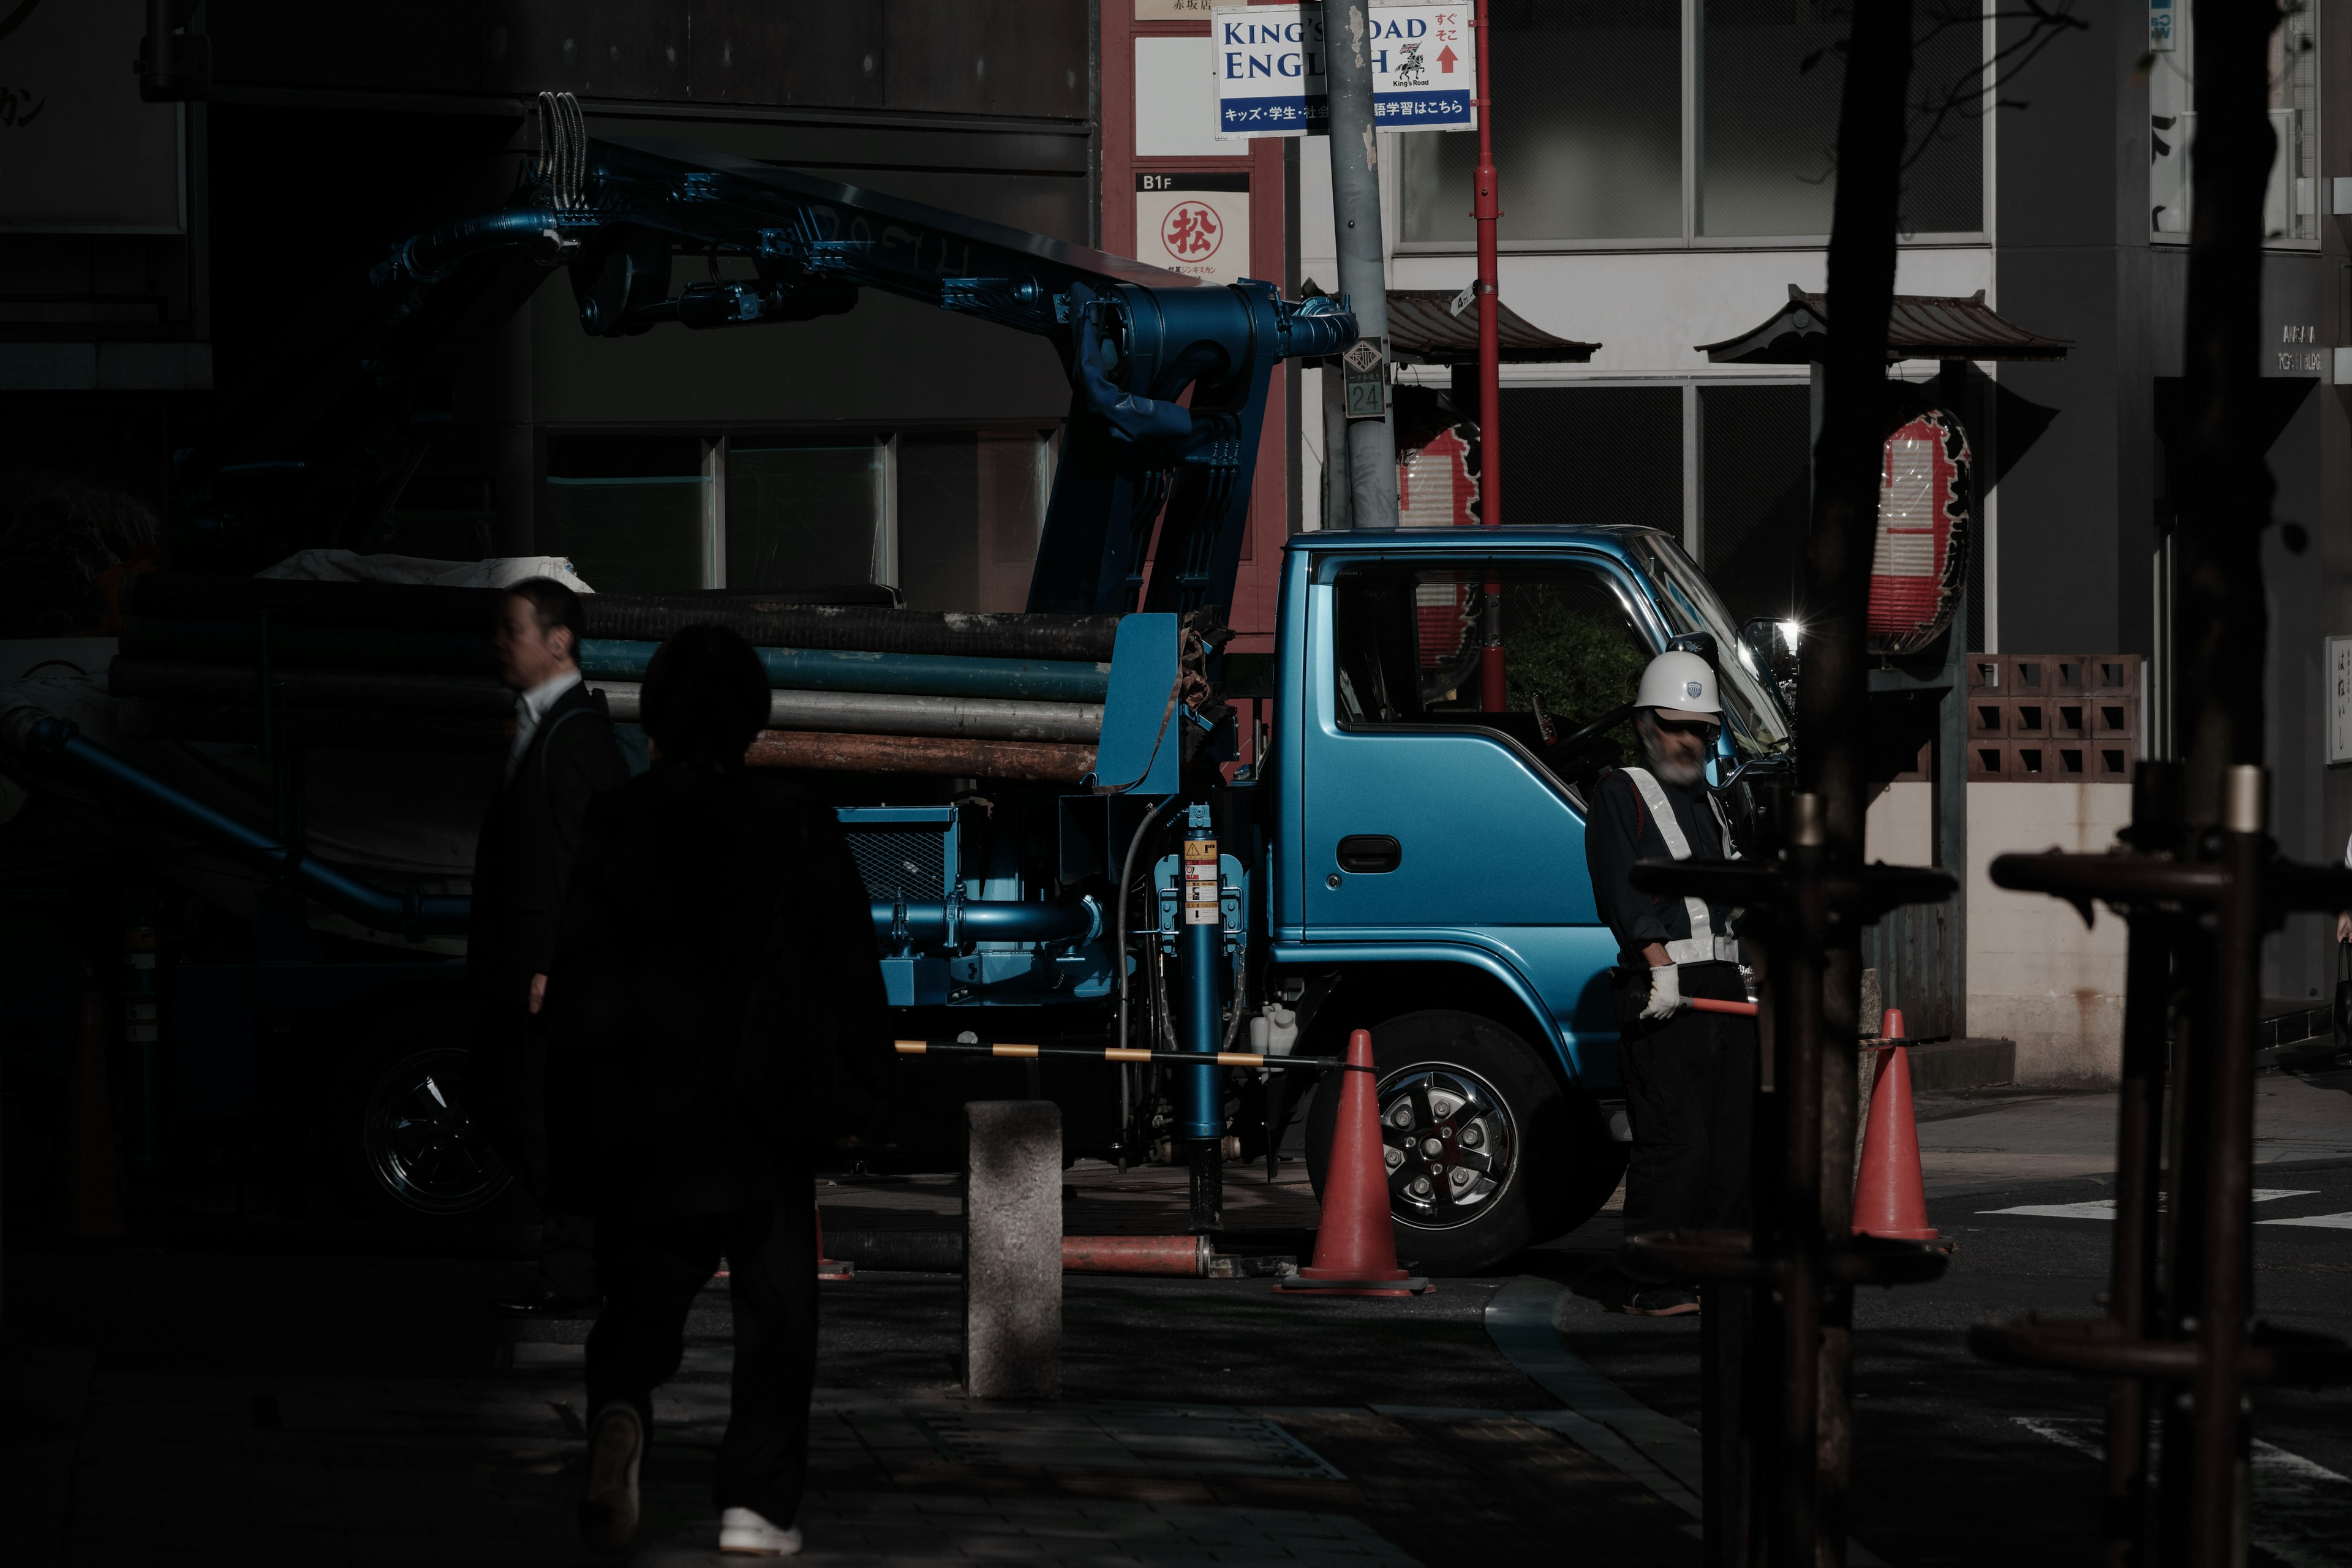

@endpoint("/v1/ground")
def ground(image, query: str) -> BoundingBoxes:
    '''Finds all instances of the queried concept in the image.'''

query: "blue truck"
[0,110,1791,1273]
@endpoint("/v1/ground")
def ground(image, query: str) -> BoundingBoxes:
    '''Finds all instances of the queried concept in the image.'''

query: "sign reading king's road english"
[1210,4,1476,139]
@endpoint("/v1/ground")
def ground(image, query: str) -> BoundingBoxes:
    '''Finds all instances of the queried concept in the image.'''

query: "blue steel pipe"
[19,719,469,938]
[581,640,1110,704]
[870,897,1102,949]
[1177,804,1224,1141]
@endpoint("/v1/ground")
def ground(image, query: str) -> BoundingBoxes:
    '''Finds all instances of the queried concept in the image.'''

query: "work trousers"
[586,1195,819,1526]
[472,1003,598,1299]
[1615,960,1755,1284]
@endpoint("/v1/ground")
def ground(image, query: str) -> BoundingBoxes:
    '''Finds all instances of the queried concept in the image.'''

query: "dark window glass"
[1698,0,1844,236]
[1697,384,1810,628]
[1700,0,1983,236]
[1902,0,1989,233]
[1401,0,1681,243]
[540,432,705,594]
[725,439,881,592]
[1501,386,1683,533]
[1331,561,1654,784]
[898,431,1049,612]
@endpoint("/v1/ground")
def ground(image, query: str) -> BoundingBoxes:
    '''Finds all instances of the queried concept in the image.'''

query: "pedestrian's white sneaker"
[578,1404,643,1554]
[718,1506,804,1556]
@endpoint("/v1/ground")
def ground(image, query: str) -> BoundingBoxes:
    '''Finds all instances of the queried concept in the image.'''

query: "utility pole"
[1470,0,1504,707]
[1323,1,1398,529]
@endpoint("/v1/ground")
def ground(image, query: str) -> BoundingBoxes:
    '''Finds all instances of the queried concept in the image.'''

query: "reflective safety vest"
[1619,766,1742,965]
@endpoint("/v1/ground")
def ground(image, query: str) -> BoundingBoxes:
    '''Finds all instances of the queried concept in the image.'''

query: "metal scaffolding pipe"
[595,682,1101,743]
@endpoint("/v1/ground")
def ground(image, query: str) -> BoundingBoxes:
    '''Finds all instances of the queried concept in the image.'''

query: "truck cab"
[1260,524,1792,1272]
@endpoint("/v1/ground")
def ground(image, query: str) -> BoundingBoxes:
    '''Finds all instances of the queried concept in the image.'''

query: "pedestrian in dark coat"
[470,577,630,1314]
[547,623,890,1558]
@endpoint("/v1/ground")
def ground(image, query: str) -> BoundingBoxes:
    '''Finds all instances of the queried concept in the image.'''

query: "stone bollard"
[963,1100,1062,1400]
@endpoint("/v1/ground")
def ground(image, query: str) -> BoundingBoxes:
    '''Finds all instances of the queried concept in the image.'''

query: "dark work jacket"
[541,766,893,1222]
[466,682,630,1019]
[1583,766,1741,969]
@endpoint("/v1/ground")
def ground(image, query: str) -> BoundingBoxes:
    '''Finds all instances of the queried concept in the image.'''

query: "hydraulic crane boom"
[193,94,1355,619]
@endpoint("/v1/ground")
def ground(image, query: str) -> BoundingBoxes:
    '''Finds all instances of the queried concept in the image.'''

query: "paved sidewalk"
[1913,1060,2352,1194]
[46,1362,1698,1566]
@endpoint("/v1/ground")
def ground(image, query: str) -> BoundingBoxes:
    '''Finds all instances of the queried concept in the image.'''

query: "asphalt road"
[1537,1156,2352,1568]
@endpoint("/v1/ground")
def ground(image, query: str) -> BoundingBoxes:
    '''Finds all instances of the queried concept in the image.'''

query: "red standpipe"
[1473,0,1507,715]
[1060,1234,1211,1276]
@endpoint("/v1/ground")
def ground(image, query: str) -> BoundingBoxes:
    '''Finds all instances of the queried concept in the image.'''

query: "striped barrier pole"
[893,1039,1337,1071]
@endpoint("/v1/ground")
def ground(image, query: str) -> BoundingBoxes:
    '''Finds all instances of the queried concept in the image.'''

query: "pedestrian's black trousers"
[472,1004,597,1300]
[586,1195,818,1526]
[1615,960,1756,1284]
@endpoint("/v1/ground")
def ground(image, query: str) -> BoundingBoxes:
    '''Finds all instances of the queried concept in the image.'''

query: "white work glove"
[1640,963,1684,1021]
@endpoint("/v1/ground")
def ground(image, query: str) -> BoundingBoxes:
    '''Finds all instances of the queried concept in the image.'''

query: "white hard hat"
[1635,650,1722,717]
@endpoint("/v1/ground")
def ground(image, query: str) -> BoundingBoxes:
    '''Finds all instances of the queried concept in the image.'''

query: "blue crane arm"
[374,129,1355,619]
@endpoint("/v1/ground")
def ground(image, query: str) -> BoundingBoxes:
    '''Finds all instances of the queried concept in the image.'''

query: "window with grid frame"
[1398,0,1989,247]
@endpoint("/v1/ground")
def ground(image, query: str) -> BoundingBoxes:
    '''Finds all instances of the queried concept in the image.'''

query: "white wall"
[1864,781,1935,865]
[1966,782,2132,1086]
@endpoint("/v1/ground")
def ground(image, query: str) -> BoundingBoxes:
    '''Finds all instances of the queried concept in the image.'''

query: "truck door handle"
[1336,835,1402,873]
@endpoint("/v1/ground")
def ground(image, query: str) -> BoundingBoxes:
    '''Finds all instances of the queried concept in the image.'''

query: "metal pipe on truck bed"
[595,683,1101,743]
[118,620,1111,704]
[111,658,513,715]
[121,618,501,677]
[129,700,510,754]
[741,730,1095,781]
[123,574,1121,660]
[581,640,1110,703]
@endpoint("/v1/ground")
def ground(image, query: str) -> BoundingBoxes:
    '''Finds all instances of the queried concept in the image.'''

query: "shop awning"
[1302,281,1598,365]
[1697,285,2070,364]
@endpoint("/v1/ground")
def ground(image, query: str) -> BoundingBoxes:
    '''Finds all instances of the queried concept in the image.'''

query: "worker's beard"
[1636,714,1707,789]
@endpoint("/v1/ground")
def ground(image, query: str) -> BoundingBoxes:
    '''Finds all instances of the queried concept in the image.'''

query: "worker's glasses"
[1653,718,1720,742]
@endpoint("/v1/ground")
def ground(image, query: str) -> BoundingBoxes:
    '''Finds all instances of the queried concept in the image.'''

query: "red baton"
[1689,997,1759,1017]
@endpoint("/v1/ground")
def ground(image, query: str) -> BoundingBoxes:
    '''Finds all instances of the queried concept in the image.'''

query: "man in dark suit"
[470,576,630,1315]
[546,624,889,1559]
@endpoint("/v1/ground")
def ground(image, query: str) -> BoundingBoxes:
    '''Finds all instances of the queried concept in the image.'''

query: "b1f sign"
[1210,4,1476,139]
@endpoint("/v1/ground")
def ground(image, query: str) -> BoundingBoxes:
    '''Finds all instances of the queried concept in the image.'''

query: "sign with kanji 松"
[1136,173,1251,285]
[1209,4,1476,139]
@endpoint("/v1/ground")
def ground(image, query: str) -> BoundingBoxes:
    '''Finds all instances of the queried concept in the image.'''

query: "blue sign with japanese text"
[1209,4,1476,139]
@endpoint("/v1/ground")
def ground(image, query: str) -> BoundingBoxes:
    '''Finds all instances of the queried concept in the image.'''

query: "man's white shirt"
[506,668,584,783]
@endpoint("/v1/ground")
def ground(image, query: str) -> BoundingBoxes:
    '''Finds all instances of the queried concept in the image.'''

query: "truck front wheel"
[1304,1009,1623,1276]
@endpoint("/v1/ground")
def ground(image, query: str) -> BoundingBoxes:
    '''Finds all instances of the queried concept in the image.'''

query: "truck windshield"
[1619,531,1794,760]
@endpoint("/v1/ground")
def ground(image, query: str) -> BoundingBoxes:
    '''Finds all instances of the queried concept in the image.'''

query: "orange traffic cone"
[1853,1009,1937,1241]
[61,991,125,1236]
[1276,1029,1431,1296]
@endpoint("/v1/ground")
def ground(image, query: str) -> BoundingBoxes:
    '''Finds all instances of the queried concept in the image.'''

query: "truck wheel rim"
[1376,1063,1515,1230]
[363,1047,512,1216]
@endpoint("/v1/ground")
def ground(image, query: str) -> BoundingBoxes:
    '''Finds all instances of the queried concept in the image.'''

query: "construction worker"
[1583,650,1755,1317]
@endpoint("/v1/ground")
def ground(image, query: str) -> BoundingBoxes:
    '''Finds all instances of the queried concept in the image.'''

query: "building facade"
[1268,0,2345,1077]
[1,1,1097,614]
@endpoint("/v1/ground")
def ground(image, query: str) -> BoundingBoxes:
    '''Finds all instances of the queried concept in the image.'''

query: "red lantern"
[1868,410,1972,657]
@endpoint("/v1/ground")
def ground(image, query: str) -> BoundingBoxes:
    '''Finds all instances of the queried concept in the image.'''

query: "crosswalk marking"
[1980,1190,2320,1221]
[2257,1210,2352,1229]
